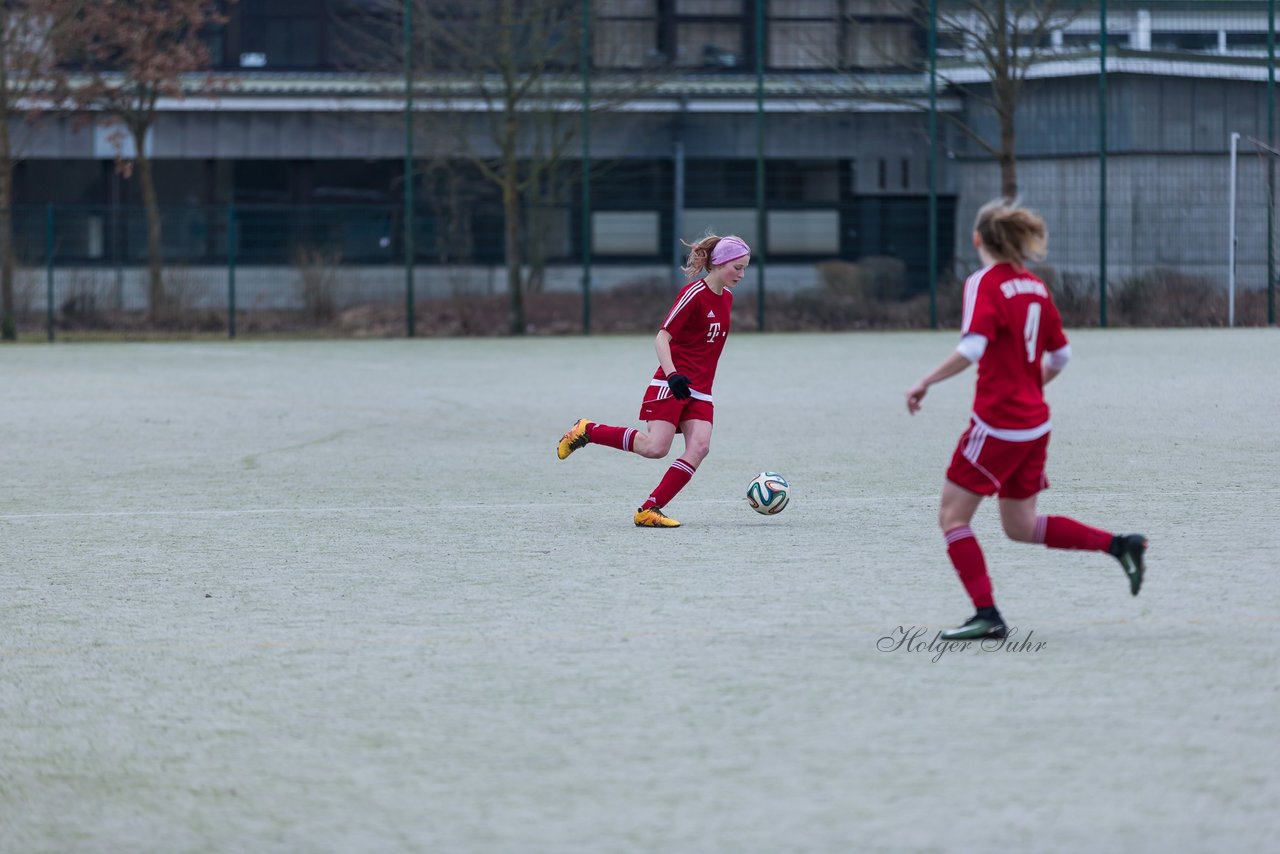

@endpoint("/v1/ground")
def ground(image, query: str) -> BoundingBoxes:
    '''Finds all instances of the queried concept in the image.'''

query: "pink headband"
[710,236,750,267]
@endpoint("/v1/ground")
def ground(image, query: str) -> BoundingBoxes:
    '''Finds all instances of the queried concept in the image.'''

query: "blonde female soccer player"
[556,234,751,528]
[906,199,1148,640]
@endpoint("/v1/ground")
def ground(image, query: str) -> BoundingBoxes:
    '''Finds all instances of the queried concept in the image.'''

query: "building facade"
[9,1,1277,305]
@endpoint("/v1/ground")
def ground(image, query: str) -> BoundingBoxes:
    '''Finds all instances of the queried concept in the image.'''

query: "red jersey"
[961,263,1068,432]
[650,279,733,399]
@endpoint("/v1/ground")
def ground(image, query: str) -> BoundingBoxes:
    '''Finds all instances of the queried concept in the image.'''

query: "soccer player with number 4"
[556,234,751,528]
[906,199,1149,640]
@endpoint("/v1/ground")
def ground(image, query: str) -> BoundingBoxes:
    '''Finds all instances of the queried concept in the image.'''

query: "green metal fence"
[5,0,1278,340]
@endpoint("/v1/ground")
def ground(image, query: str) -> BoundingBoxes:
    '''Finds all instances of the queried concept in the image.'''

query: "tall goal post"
[1236,133,1280,327]
[1230,132,1240,328]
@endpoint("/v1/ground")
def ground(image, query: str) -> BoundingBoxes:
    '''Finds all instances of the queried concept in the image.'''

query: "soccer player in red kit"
[906,199,1148,640]
[556,234,750,527]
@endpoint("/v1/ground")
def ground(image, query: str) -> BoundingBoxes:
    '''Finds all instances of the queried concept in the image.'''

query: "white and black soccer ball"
[746,471,790,515]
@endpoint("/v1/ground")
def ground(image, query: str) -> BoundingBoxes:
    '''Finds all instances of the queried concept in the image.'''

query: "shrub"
[292,245,339,322]
[1112,269,1223,327]
[1035,266,1100,327]
[816,256,909,302]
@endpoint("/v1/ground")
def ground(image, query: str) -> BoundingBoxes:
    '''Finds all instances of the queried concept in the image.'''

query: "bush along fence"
[6,201,1276,340]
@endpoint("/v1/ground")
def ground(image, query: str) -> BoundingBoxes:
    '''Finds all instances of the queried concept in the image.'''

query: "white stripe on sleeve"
[960,266,990,334]
[662,282,706,329]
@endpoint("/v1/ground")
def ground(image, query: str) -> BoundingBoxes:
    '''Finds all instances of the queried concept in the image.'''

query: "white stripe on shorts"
[648,379,712,402]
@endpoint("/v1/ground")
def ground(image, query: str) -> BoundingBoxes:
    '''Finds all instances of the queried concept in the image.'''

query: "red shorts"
[946,421,1051,499]
[639,383,714,428]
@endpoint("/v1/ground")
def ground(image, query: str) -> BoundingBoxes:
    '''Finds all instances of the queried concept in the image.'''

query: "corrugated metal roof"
[181,70,934,100]
[64,53,1275,114]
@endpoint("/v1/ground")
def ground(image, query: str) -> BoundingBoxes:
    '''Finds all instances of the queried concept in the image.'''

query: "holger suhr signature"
[877,626,1047,662]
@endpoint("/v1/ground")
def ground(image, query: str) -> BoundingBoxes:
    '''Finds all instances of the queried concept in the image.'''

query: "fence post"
[1098,0,1108,328]
[754,0,766,332]
[1270,0,1276,326]
[227,203,237,339]
[580,0,592,336]
[404,0,416,339]
[673,137,685,283]
[1229,132,1239,329]
[45,203,54,343]
[927,0,939,330]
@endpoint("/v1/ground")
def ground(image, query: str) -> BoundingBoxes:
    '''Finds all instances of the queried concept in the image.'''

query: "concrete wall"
[15,263,831,316]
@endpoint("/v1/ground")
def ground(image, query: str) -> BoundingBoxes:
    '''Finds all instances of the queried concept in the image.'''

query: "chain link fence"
[7,1,1278,339]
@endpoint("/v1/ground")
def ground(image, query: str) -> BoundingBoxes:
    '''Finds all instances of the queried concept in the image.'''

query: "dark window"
[239,1,328,69]
[767,160,839,203]
[593,160,673,206]
[671,0,746,70]
[234,160,292,204]
[936,31,966,56]
[1226,32,1270,51]
[597,0,662,69]
[1151,31,1218,52]
[1062,33,1100,49]
[767,0,839,70]
[685,160,756,206]
[311,161,397,204]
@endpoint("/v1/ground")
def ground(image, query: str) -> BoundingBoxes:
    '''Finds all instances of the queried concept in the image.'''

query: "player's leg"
[560,386,687,462]
[1006,502,1148,596]
[557,418,645,459]
[635,419,706,528]
[999,436,1148,596]
[630,420,677,460]
[938,479,1006,640]
[997,494,1040,543]
[677,417,711,467]
[641,418,708,507]
[557,414,677,460]
[938,422,1008,640]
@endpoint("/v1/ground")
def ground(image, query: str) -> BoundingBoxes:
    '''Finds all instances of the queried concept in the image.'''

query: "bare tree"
[343,0,662,333]
[0,1,82,340]
[417,0,584,335]
[794,1,1085,199]
[61,0,226,320]
[934,0,1086,198]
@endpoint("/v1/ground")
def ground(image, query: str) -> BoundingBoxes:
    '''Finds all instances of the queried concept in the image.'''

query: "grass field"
[2,329,1277,853]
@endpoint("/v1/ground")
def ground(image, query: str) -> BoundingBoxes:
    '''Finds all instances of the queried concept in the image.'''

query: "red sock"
[586,423,637,452]
[641,458,697,510]
[1034,515,1112,551]
[945,526,995,609]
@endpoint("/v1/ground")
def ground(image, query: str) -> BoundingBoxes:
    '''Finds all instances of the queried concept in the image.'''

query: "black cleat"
[1110,534,1148,596]
[940,609,1007,641]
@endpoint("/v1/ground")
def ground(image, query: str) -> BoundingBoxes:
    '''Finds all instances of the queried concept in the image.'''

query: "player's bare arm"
[654,329,677,377]
[906,351,974,414]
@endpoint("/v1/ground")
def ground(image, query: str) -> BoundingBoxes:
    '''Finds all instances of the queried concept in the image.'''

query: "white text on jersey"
[1000,278,1049,299]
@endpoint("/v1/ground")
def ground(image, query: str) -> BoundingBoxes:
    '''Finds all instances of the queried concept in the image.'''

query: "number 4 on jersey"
[1023,303,1041,363]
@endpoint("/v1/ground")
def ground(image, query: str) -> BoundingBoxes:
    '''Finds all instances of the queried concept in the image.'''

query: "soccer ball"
[746,471,790,515]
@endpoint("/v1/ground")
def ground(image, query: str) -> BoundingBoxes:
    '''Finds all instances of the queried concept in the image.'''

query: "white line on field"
[0,489,1275,521]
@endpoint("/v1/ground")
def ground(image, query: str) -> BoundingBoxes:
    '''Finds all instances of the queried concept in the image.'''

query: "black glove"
[666,372,692,400]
